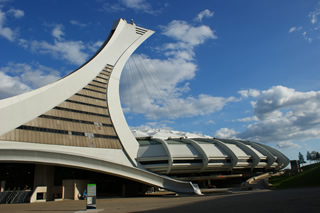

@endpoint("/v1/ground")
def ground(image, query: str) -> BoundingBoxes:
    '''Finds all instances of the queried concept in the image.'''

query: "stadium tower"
[0,19,202,200]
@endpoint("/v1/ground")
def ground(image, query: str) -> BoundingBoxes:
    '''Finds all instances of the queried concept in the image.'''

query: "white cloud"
[249,89,261,97]
[0,63,61,97]
[145,120,175,129]
[302,31,312,42]
[8,8,24,19]
[0,5,85,71]
[291,4,320,42]
[18,38,28,48]
[21,69,59,88]
[158,20,217,63]
[100,3,125,13]
[52,24,64,40]
[253,86,319,120]
[289,27,296,33]
[0,24,15,41]
[30,39,88,65]
[161,42,195,60]
[121,0,152,12]
[236,86,320,144]
[19,65,61,88]
[87,40,104,52]
[0,71,31,99]
[206,120,215,124]
[237,116,258,122]
[70,20,87,28]
[121,54,236,120]
[238,89,260,98]
[0,7,22,41]
[309,9,320,25]
[161,20,217,46]
[288,26,302,33]
[277,141,301,150]
[194,9,214,22]
[10,23,91,65]
[101,0,160,14]
[215,128,238,139]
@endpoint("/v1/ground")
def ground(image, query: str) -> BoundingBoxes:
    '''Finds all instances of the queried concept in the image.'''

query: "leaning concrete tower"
[0,19,201,198]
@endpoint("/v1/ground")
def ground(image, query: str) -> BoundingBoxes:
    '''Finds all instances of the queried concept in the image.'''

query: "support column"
[0,180,5,192]
[33,165,54,201]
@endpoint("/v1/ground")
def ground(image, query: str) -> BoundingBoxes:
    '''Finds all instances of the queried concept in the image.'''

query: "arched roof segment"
[136,137,289,174]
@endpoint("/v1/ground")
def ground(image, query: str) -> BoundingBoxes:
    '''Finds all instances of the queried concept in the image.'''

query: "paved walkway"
[0,187,319,213]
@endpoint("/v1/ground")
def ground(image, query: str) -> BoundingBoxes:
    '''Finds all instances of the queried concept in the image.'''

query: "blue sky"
[1,0,320,160]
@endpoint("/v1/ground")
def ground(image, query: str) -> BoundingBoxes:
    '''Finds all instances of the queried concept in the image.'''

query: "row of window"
[88,83,106,90]
[136,27,147,35]
[210,159,267,163]
[92,80,107,85]
[17,125,68,134]
[102,69,112,73]
[96,76,108,81]
[102,71,111,75]
[103,65,113,71]
[71,132,119,139]
[17,125,118,139]
[141,159,203,164]
[209,159,232,163]
[139,160,168,165]
[139,159,268,165]
[54,106,109,117]
[139,159,204,165]
[94,133,118,139]
[39,115,112,127]
[75,93,106,102]
[99,72,109,77]
[83,87,106,94]
[65,99,107,109]
[173,159,203,164]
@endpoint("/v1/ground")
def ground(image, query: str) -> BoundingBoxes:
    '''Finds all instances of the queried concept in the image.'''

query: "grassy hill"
[269,163,320,189]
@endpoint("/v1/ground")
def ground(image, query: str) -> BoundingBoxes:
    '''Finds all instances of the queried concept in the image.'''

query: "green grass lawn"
[269,163,320,189]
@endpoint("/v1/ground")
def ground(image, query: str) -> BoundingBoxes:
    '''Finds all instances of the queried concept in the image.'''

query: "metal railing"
[0,188,33,204]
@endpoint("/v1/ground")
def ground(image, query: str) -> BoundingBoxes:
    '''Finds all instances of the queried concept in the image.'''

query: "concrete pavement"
[0,187,319,213]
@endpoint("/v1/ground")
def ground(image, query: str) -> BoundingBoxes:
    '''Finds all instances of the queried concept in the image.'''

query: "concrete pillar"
[62,179,89,200]
[74,182,77,200]
[62,180,74,199]
[0,180,5,192]
[33,165,54,201]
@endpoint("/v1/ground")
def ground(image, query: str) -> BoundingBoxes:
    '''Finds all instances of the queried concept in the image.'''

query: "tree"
[310,151,320,163]
[299,152,306,166]
[306,151,312,164]
[316,152,320,162]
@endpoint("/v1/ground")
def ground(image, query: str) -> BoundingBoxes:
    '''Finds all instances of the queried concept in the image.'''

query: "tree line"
[299,151,320,166]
